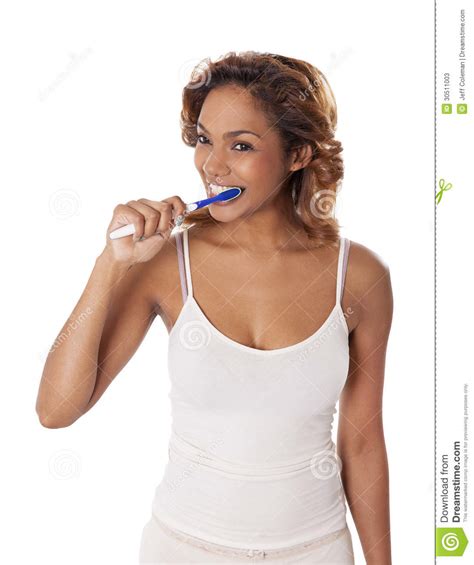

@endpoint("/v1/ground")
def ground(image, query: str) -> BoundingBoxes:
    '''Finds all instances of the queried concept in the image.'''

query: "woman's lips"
[206,183,246,198]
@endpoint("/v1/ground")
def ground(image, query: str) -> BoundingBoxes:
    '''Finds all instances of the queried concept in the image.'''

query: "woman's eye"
[233,143,253,152]
[196,135,253,152]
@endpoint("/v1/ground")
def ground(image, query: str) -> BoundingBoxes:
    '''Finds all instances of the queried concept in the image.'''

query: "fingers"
[141,196,188,227]
[135,196,188,239]
[127,200,162,240]
[112,204,146,241]
[112,196,187,243]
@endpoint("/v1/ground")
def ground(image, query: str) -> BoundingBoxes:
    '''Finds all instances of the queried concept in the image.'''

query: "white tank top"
[151,228,352,551]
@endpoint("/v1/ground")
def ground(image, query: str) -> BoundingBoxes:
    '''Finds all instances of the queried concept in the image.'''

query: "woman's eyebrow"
[197,121,261,139]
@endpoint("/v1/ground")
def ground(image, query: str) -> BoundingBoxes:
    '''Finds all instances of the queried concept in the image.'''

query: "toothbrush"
[109,187,243,240]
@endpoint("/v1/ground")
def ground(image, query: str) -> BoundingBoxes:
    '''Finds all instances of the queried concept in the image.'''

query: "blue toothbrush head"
[210,187,243,202]
[173,187,245,228]
[187,187,245,212]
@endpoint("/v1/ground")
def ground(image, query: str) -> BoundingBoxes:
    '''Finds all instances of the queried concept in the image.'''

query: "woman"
[36,51,393,564]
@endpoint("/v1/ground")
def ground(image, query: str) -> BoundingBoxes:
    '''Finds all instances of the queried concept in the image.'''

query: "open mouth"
[207,182,246,197]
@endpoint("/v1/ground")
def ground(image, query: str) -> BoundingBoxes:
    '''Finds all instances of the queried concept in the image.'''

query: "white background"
[0,1,434,563]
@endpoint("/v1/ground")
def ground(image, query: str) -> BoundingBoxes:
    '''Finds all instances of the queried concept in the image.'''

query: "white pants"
[139,514,355,564]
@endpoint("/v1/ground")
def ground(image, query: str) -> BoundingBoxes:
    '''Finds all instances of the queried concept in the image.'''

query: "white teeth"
[208,183,243,195]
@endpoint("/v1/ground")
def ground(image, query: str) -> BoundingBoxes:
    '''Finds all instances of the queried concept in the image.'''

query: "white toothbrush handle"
[109,223,136,240]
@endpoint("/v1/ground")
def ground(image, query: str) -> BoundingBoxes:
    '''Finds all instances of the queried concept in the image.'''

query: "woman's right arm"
[36,196,187,428]
[35,250,155,428]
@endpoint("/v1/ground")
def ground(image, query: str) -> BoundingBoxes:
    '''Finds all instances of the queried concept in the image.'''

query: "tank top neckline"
[170,228,350,356]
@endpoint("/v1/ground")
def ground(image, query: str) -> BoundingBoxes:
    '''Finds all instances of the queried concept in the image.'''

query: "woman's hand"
[104,196,188,266]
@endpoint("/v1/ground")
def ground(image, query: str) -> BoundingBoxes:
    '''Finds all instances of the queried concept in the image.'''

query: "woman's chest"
[158,254,349,352]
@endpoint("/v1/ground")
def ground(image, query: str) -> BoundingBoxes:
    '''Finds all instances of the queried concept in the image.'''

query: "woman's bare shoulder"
[345,238,393,331]
[346,238,391,280]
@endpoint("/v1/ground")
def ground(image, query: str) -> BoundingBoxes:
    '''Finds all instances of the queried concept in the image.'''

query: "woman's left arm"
[337,246,394,565]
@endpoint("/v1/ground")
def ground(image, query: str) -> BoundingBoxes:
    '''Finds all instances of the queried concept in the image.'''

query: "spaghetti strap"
[336,237,351,307]
[182,228,194,297]
[175,231,188,305]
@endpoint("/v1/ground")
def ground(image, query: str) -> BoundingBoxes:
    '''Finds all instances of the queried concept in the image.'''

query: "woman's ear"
[288,144,314,172]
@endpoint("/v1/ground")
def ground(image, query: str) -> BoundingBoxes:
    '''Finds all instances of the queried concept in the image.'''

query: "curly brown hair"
[178,50,344,247]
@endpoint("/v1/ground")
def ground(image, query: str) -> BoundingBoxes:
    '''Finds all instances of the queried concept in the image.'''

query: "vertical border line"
[434,0,437,563]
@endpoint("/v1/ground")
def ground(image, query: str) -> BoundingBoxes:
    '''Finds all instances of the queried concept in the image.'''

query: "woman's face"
[194,84,295,222]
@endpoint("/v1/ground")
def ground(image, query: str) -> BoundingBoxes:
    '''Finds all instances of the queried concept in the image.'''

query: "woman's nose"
[203,151,230,179]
